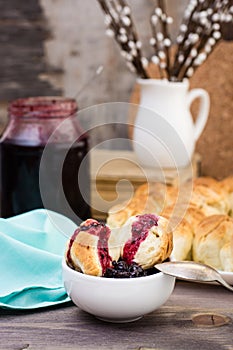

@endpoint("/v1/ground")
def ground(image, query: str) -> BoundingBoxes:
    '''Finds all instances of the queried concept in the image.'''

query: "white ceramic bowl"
[62,259,176,323]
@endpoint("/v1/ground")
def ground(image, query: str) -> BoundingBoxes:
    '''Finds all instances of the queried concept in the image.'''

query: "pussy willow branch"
[177,0,232,80]
[98,0,233,81]
[170,0,203,79]
[158,0,171,77]
[150,0,173,79]
[150,14,166,79]
[97,0,149,78]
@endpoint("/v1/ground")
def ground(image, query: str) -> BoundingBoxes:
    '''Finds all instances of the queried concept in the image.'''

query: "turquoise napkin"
[0,209,77,310]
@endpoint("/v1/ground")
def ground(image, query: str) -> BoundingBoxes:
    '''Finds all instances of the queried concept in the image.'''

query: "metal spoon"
[155,261,233,292]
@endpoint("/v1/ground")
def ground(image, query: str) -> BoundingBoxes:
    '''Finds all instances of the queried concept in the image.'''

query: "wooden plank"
[91,149,201,184]
[90,149,201,220]
[0,282,232,350]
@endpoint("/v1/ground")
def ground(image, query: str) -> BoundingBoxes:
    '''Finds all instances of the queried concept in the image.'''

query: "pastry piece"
[107,200,136,229]
[66,219,121,276]
[220,237,233,272]
[107,181,177,229]
[221,176,233,217]
[120,213,173,269]
[183,204,206,231]
[189,181,228,216]
[161,201,205,232]
[162,213,194,261]
[193,176,221,190]
[171,218,193,261]
[192,215,233,270]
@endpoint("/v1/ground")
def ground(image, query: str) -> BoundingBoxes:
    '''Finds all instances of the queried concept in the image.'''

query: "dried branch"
[97,0,233,81]
[97,0,149,78]
[150,0,173,79]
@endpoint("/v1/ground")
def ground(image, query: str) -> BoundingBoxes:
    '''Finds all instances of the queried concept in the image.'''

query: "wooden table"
[1,281,232,350]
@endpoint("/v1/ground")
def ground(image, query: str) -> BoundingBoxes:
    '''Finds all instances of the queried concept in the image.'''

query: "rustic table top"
[0,281,232,350]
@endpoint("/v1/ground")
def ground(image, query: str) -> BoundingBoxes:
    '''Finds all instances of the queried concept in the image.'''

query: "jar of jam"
[0,96,90,223]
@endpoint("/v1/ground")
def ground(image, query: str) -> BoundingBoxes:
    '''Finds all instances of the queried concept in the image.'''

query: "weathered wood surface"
[0,282,233,350]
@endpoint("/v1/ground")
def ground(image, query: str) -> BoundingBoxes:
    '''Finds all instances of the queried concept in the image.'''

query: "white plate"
[218,270,233,286]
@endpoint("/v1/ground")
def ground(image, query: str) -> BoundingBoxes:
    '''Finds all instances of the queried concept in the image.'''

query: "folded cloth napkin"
[0,209,77,310]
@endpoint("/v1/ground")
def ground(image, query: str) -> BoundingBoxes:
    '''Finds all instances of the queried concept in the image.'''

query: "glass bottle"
[0,96,90,223]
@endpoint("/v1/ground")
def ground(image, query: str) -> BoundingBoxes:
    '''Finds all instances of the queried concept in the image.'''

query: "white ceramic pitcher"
[133,78,210,168]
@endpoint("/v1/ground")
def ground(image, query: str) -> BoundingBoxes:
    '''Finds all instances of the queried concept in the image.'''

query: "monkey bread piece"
[107,182,177,229]
[119,213,173,270]
[220,176,233,217]
[161,213,194,262]
[192,215,233,271]
[65,219,121,276]
[220,237,233,272]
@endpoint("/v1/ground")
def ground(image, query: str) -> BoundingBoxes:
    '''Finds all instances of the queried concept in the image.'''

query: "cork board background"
[190,41,233,180]
[130,41,233,180]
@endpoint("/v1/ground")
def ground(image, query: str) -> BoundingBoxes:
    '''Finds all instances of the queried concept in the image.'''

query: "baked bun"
[66,219,121,276]
[192,215,233,270]
[119,214,173,269]
[162,214,194,261]
[161,202,206,231]
[189,182,228,216]
[193,176,221,190]
[220,237,233,272]
[107,182,177,229]
[221,176,233,216]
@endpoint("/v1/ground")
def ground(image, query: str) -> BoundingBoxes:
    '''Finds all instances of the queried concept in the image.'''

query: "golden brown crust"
[107,181,177,228]
[220,237,233,272]
[221,176,233,192]
[220,176,233,216]
[162,213,194,261]
[70,231,102,276]
[67,221,122,277]
[189,183,228,216]
[193,176,221,190]
[183,205,206,231]
[192,215,233,270]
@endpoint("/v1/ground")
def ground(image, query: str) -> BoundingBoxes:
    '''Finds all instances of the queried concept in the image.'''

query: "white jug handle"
[187,88,210,141]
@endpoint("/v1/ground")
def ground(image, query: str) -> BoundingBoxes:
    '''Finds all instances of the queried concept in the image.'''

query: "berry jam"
[66,220,112,274]
[0,97,90,223]
[0,140,90,222]
[104,260,147,278]
[122,214,159,265]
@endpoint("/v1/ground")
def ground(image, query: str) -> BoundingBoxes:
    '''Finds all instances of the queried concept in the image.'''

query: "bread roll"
[66,219,121,276]
[107,182,175,228]
[193,215,233,270]
[220,237,233,272]
[189,182,228,216]
[162,214,194,261]
[161,202,206,232]
[221,176,233,217]
[119,214,173,269]
[193,176,221,190]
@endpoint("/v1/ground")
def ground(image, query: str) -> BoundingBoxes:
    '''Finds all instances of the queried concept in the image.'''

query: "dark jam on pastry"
[122,214,159,265]
[66,219,112,274]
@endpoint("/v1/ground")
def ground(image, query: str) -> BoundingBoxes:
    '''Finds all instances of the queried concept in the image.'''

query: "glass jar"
[0,96,90,223]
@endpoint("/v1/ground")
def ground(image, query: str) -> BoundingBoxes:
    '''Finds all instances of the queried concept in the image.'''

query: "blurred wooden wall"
[0,0,232,178]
